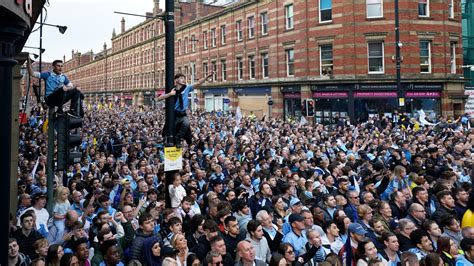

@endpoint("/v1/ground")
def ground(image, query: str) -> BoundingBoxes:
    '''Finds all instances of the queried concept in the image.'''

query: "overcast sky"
[23,0,160,62]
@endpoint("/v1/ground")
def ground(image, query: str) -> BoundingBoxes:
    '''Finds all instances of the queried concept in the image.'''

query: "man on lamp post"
[158,71,214,146]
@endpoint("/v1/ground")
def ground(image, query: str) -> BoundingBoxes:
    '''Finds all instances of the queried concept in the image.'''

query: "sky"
[23,0,160,62]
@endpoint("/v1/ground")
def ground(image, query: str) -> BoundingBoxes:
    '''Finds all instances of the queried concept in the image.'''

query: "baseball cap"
[348,223,367,235]
[121,178,130,185]
[289,198,302,207]
[33,192,47,201]
[288,213,305,224]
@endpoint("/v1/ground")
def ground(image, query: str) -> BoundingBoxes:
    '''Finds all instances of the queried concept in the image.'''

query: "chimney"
[195,1,200,19]
[63,55,66,63]
[153,0,160,16]
[71,49,74,59]
[103,42,107,51]
[121,17,125,33]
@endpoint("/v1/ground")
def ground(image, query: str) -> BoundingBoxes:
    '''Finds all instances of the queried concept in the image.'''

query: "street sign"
[223,98,230,104]
[268,99,274,106]
[194,98,198,103]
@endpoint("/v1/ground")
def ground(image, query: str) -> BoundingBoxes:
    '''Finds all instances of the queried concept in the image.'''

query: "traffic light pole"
[46,108,55,212]
[164,0,178,208]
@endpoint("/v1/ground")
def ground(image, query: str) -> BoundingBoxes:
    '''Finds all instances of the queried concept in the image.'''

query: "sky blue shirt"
[35,71,71,97]
[175,84,193,112]
[282,229,307,256]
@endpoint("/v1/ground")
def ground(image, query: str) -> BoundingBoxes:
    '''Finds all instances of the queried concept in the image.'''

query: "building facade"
[64,0,466,123]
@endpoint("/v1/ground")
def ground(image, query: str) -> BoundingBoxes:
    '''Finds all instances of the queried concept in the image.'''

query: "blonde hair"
[56,186,70,203]
[34,238,49,250]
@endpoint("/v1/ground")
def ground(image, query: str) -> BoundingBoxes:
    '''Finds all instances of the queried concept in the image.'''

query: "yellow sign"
[399,98,405,107]
[164,147,183,171]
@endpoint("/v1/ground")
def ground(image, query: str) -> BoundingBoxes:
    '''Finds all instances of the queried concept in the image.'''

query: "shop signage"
[284,92,301,99]
[123,94,133,100]
[313,92,349,98]
[281,85,301,93]
[354,91,397,98]
[202,88,228,94]
[311,84,351,91]
[235,87,271,95]
[405,91,441,98]
[465,86,474,116]
[355,84,398,90]
[406,83,443,90]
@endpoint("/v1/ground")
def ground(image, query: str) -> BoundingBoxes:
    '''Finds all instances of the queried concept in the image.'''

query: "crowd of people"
[11,101,474,266]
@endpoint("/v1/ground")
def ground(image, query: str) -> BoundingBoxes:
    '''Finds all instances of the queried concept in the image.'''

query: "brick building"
[64,0,466,122]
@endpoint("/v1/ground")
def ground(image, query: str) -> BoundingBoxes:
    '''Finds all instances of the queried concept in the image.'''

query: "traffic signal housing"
[57,112,83,171]
[305,99,315,117]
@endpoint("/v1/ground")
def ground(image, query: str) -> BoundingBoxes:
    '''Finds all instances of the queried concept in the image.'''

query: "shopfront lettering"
[15,0,32,17]
[405,92,441,98]
[353,92,397,98]
[313,92,348,98]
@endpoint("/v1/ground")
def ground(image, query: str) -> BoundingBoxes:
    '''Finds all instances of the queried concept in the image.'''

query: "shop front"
[404,91,441,120]
[143,91,154,106]
[353,91,399,122]
[235,87,271,118]
[313,92,350,124]
[123,94,133,106]
[281,86,302,120]
[202,88,228,112]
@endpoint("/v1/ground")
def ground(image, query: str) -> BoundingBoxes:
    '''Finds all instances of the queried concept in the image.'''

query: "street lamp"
[395,0,403,108]
[36,22,67,34]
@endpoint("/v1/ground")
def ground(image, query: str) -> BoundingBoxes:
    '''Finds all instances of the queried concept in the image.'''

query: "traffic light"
[305,99,315,117]
[57,112,83,171]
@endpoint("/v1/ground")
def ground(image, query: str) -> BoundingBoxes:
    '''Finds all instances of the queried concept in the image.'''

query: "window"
[203,31,208,49]
[419,41,431,73]
[211,28,217,47]
[368,42,384,73]
[178,39,182,55]
[449,0,454,19]
[211,61,217,81]
[191,35,196,52]
[450,42,456,74]
[237,57,243,80]
[221,59,227,81]
[367,0,383,18]
[418,0,429,17]
[190,62,196,81]
[236,20,243,41]
[203,62,209,77]
[184,37,188,54]
[286,49,295,76]
[285,5,294,29]
[320,0,332,22]
[248,16,255,38]
[221,25,226,45]
[261,12,268,35]
[248,55,256,79]
[262,53,269,78]
[320,45,333,76]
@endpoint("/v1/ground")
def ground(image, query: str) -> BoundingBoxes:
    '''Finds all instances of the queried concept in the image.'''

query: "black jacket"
[191,235,211,261]
[430,205,458,224]
[129,229,156,262]
[262,228,284,253]
[12,229,43,259]
[223,233,244,260]
[396,233,415,252]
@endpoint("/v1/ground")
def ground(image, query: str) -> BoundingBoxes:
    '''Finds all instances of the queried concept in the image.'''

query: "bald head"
[237,240,255,263]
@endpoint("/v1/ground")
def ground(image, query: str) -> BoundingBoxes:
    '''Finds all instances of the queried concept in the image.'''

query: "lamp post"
[395,0,403,108]
[36,11,68,212]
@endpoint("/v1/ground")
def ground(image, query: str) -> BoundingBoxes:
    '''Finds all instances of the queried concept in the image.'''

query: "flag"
[353,126,359,139]
[299,116,308,126]
[235,106,242,126]
[43,119,48,134]
[418,109,436,126]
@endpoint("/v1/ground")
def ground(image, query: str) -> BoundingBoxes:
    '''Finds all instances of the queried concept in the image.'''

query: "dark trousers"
[162,114,192,145]
[45,87,84,116]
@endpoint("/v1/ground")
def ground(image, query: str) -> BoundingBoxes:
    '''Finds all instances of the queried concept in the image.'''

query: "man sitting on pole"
[27,57,84,117]
[158,71,214,146]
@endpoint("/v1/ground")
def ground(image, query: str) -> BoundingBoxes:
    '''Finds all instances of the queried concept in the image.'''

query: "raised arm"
[192,71,214,90]
[157,88,176,101]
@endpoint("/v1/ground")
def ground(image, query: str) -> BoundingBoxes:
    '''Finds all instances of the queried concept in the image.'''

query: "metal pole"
[41,11,55,212]
[164,0,177,208]
[395,0,403,107]
[39,11,43,105]
[153,25,157,106]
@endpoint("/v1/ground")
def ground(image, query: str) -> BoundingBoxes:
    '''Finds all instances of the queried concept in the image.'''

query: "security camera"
[397,42,403,48]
